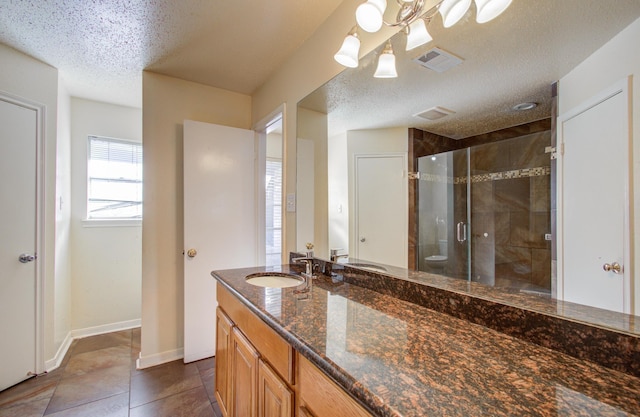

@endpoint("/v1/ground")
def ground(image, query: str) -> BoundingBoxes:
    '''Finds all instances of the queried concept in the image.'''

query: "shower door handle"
[456,222,467,243]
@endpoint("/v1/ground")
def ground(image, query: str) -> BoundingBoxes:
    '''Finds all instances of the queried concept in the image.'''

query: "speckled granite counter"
[326,259,640,378]
[212,265,640,417]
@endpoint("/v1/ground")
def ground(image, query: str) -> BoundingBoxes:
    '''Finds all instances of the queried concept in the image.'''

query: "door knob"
[19,253,36,263]
[360,237,366,243]
[187,248,197,258]
[603,262,622,274]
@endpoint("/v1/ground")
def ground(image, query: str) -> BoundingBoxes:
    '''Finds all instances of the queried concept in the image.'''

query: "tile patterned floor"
[0,328,223,417]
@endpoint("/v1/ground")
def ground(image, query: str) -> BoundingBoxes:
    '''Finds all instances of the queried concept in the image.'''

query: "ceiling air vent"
[414,106,456,121]
[414,47,463,73]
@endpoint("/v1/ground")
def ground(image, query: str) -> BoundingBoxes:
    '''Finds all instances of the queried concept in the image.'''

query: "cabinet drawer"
[218,283,295,385]
[298,354,371,417]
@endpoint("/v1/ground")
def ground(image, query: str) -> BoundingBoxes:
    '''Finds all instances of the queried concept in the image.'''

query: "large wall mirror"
[296,0,640,333]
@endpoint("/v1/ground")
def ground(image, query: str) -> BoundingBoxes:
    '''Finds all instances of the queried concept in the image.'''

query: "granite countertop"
[212,265,640,417]
[332,257,640,335]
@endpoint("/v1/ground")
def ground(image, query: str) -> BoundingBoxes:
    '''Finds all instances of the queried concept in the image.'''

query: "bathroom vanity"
[211,262,640,416]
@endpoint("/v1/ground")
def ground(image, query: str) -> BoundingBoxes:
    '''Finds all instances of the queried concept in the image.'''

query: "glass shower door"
[416,132,552,292]
[416,149,470,280]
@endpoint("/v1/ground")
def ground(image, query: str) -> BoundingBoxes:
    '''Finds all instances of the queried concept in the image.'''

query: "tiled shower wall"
[469,132,552,292]
[409,119,553,292]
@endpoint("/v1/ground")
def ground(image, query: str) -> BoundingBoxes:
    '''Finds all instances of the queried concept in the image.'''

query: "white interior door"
[558,79,631,313]
[354,154,407,268]
[183,120,257,363]
[296,138,315,251]
[0,98,37,390]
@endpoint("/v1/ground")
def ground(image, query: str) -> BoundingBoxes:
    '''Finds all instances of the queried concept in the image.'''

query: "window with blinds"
[265,159,282,266]
[87,136,143,219]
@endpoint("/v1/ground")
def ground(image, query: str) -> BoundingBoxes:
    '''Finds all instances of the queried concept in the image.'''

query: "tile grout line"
[40,345,68,417]
[1,330,222,417]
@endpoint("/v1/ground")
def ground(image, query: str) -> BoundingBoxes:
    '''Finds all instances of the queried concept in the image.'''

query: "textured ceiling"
[0,0,344,107]
[299,0,640,139]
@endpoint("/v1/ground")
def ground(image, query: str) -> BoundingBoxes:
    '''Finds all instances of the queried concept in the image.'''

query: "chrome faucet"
[293,256,315,278]
[330,249,348,263]
[292,255,316,296]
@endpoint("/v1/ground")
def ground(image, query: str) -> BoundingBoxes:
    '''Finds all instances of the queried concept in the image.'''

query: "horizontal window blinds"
[87,136,143,219]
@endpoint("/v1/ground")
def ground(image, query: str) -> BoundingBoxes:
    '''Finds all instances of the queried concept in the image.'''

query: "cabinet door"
[232,327,259,417]
[298,406,316,417]
[215,308,233,417]
[298,354,371,417]
[258,359,293,417]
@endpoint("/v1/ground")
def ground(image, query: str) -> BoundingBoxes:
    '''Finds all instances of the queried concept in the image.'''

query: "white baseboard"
[45,332,73,371]
[45,319,141,372]
[70,318,141,340]
[136,347,184,369]
[184,348,215,364]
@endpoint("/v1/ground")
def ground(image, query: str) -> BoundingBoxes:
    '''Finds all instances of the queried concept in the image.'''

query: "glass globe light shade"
[405,19,432,51]
[374,51,397,78]
[439,0,471,28]
[356,0,387,33]
[474,0,512,23]
[334,34,361,68]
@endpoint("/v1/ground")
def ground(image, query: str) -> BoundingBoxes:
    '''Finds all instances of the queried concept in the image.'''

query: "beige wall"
[0,43,60,362]
[140,71,251,366]
[251,0,400,255]
[69,98,143,330]
[559,17,640,313]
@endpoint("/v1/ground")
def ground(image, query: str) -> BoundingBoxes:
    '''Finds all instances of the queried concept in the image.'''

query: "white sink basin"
[245,273,304,288]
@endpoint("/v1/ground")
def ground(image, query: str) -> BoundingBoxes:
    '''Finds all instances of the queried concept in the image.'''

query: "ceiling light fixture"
[474,0,512,23]
[374,40,398,78]
[334,27,361,68]
[405,17,433,51]
[512,102,537,111]
[356,0,388,32]
[335,0,512,75]
[439,0,471,28]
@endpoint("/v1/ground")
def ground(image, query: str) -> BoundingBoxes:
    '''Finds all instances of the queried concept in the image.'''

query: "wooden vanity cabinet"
[216,285,294,417]
[297,354,370,417]
[231,327,259,417]
[297,406,316,417]
[215,283,370,417]
[215,307,233,417]
[258,359,293,417]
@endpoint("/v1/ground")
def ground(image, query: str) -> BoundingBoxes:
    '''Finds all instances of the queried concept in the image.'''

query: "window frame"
[84,135,143,226]
[265,157,283,266]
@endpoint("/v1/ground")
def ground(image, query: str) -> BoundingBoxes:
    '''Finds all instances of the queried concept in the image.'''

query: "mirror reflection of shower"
[417,132,552,295]
[419,153,449,273]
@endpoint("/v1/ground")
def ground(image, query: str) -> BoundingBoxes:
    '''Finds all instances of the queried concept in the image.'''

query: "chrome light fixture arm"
[384,0,426,28]
[382,0,441,28]
[336,0,513,73]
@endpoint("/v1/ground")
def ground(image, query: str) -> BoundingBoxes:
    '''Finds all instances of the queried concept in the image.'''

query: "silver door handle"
[19,253,36,263]
[456,222,467,243]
